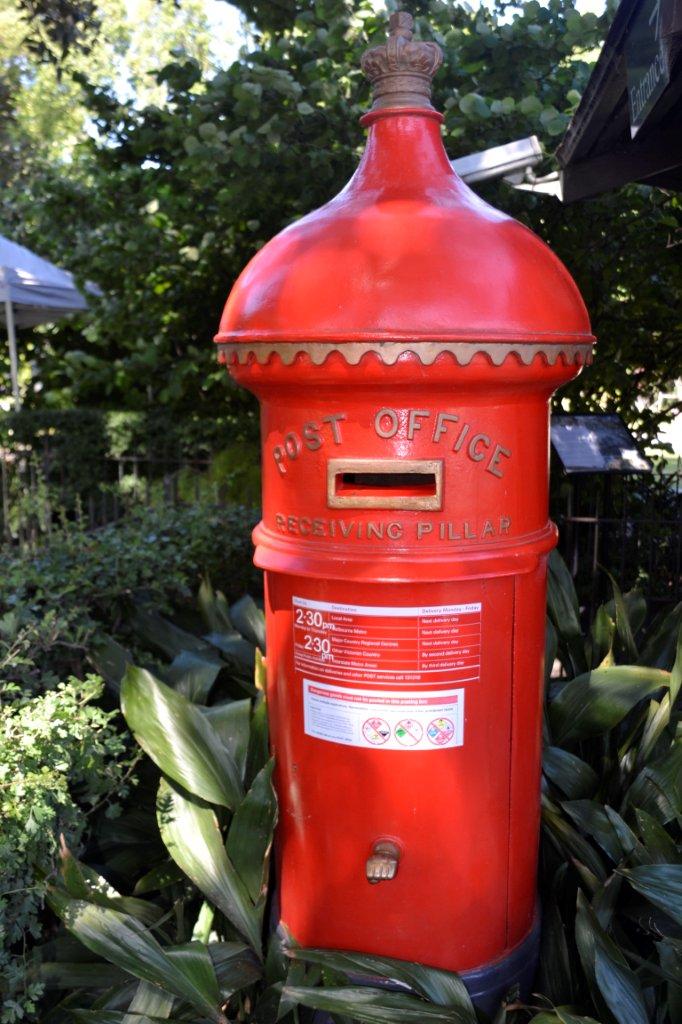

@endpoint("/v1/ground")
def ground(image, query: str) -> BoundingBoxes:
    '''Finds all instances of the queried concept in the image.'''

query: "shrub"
[0,676,133,1023]
[0,501,258,1022]
[1,502,258,685]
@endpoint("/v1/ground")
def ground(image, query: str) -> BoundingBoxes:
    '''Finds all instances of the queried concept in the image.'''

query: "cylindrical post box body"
[216,19,594,1006]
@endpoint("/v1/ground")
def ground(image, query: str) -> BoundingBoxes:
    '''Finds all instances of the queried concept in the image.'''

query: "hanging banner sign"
[626,0,670,137]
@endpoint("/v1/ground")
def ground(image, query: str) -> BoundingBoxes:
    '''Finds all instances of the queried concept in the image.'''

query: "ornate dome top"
[215,13,593,361]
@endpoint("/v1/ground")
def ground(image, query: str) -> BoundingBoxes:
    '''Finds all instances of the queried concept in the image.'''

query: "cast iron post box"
[215,11,594,1008]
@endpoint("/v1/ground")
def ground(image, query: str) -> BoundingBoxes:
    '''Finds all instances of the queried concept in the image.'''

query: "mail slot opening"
[327,459,443,510]
[337,471,438,499]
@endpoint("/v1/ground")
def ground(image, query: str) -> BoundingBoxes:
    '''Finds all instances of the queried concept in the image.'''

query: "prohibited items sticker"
[303,680,464,750]
[363,718,391,745]
[395,719,423,746]
[427,717,455,746]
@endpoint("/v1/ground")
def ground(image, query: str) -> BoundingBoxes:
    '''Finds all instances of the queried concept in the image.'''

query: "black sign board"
[551,414,652,474]
[626,0,670,137]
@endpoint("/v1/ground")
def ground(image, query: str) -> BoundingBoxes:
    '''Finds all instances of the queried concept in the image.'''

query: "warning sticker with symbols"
[302,679,464,751]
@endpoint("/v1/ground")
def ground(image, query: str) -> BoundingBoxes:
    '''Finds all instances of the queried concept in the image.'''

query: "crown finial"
[361,11,443,111]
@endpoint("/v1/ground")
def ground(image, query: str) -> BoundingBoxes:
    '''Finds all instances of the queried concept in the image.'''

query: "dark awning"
[557,0,682,201]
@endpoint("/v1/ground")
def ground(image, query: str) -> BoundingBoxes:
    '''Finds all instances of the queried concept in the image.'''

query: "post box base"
[459,916,541,1016]
[309,917,541,1023]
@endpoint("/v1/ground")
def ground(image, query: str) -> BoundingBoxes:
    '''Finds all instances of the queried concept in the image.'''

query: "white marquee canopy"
[0,235,90,408]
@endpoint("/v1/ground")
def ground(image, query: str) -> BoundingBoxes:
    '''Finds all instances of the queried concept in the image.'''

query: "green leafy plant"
[0,676,134,1024]
[0,502,257,687]
[535,553,682,1024]
[35,590,280,1023]
[8,554,682,1023]
[0,503,258,1023]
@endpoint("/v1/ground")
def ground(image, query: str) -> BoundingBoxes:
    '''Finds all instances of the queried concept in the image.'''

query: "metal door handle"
[366,840,401,884]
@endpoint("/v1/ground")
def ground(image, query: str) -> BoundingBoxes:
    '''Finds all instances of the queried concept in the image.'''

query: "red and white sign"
[293,597,481,687]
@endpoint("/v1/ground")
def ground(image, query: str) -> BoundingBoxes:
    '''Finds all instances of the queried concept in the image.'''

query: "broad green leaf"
[165,944,220,1007]
[200,699,251,779]
[549,665,669,743]
[603,807,641,862]
[89,983,146,1013]
[264,924,289,987]
[246,694,270,787]
[639,603,682,670]
[129,605,211,659]
[71,1014,184,1023]
[156,777,261,952]
[575,891,648,1024]
[519,94,543,115]
[562,801,623,862]
[121,666,243,809]
[603,574,644,662]
[592,873,623,931]
[164,651,221,703]
[289,948,475,1014]
[283,985,470,1023]
[657,939,682,1023]
[46,890,224,1023]
[635,808,682,863]
[198,577,233,633]
[670,624,682,706]
[544,552,577,614]
[591,605,615,669]
[594,946,649,1024]
[637,696,673,766]
[251,983,288,1024]
[620,865,682,925]
[90,634,133,694]
[192,901,215,944]
[255,648,266,692]
[459,92,490,119]
[547,550,587,676]
[125,980,174,1021]
[626,740,682,823]
[543,746,598,799]
[59,844,162,926]
[208,942,263,998]
[545,617,558,687]
[133,861,185,896]
[529,1013,602,1023]
[29,962,129,989]
[230,594,266,652]
[226,759,277,906]
[204,631,255,672]
[224,761,274,905]
[543,798,608,882]
[537,868,573,1006]
[28,931,95,964]
[268,960,309,1022]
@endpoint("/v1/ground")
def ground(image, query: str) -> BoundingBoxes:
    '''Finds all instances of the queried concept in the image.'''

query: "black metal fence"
[554,459,682,619]
[2,441,680,618]
[0,448,214,549]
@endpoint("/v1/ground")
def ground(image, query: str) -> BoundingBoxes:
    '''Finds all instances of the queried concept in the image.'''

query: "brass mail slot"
[327,458,443,511]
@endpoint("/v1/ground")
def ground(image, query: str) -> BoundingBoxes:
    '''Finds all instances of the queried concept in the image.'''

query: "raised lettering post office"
[215,11,595,1012]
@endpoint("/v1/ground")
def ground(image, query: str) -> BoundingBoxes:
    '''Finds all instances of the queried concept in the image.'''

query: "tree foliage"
[1,0,680,441]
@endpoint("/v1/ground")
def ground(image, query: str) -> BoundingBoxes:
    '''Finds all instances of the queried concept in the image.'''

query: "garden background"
[1,0,682,1022]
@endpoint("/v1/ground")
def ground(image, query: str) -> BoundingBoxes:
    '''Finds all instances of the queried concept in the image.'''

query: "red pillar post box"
[215,11,594,1009]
